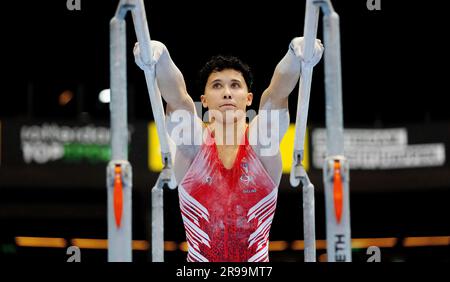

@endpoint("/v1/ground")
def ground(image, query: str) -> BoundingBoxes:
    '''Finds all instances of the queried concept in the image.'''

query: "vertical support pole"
[290,0,320,262]
[108,13,133,262]
[151,185,164,262]
[322,4,352,262]
[302,175,316,262]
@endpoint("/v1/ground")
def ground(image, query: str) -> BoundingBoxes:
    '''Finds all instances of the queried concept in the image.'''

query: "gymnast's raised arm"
[259,37,324,111]
[133,41,196,115]
[249,37,324,155]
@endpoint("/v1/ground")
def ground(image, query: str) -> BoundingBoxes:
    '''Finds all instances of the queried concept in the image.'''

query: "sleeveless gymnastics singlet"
[178,125,278,262]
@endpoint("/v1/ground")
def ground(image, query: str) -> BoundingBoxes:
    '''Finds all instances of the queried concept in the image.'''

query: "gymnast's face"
[201,69,253,124]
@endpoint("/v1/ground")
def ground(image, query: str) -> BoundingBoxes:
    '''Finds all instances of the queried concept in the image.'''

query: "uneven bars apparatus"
[290,0,352,262]
[108,0,176,262]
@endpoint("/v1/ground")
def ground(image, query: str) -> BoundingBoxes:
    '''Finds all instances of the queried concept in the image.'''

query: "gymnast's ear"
[246,92,253,106]
[200,94,208,108]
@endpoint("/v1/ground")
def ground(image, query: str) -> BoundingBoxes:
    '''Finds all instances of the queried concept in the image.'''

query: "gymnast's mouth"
[219,103,237,109]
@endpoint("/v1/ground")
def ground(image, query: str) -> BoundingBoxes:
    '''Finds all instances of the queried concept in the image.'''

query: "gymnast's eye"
[212,83,222,89]
[231,82,241,89]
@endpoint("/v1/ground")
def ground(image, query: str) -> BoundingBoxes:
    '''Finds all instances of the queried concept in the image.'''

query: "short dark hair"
[198,55,253,92]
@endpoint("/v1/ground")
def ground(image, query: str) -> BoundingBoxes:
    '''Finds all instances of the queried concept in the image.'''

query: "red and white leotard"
[178,125,278,262]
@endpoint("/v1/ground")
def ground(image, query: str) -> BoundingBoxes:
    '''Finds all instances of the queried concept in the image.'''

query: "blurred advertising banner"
[312,128,447,170]
[0,119,149,188]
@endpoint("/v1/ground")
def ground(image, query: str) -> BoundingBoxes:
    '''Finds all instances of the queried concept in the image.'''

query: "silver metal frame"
[290,0,352,262]
[108,0,176,262]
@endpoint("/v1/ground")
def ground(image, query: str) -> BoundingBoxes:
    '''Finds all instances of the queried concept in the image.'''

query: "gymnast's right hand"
[289,37,324,67]
[133,40,167,71]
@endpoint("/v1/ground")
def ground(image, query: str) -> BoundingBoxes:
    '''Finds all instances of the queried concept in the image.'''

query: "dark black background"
[1,0,448,125]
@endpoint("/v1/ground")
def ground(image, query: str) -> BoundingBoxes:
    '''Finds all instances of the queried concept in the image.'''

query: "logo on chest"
[240,161,253,183]
[240,158,256,192]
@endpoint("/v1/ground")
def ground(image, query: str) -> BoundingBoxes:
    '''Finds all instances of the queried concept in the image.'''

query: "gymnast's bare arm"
[133,41,196,115]
[134,41,202,183]
[260,37,323,111]
[249,37,324,184]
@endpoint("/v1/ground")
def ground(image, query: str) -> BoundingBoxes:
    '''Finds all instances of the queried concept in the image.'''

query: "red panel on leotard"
[178,126,278,262]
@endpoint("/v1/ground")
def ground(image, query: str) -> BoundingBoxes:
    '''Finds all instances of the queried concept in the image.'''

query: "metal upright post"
[290,0,351,262]
[321,0,352,262]
[109,0,177,262]
[107,2,134,262]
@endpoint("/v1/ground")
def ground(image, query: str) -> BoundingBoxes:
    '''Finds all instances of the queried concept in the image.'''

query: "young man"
[134,38,323,262]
